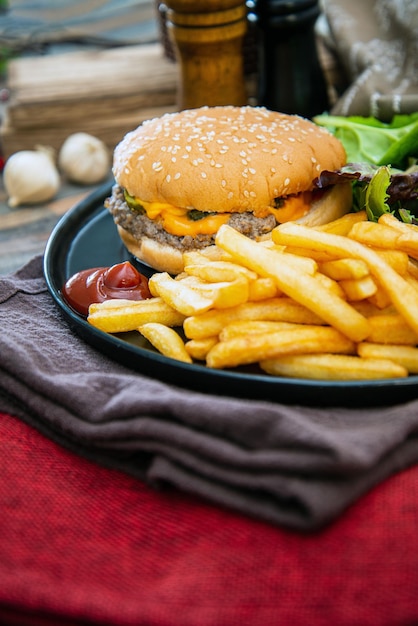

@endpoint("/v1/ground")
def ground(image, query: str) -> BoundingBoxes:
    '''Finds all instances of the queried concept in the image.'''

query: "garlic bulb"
[3,147,60,208]
[58,132,110,184]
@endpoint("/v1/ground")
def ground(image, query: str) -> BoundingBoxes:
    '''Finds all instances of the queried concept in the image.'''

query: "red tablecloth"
[1,410,417,626]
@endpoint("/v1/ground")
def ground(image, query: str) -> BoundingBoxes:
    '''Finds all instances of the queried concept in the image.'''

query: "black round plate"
[43,183,418,407]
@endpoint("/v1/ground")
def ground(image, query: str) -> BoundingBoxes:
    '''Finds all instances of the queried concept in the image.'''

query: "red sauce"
[62,261,151,316]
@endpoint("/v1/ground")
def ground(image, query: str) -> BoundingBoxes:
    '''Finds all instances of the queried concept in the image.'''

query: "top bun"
[113,106,346,215]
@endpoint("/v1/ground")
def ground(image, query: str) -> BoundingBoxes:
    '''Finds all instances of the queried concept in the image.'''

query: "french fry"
[366,286,393,310]
[248,276,280,300]
[206,326,355,369]
[348,221,402,249]
[219,320,304,341]
[281,245,336,263]
[373,249,409,275]
[314,210,367,235]
[88,297,186,333]
[272,251,318,274]
[378,213,418,242]
[339,276,377,301]
[357,343,418,374]
[149,272,215,315]
[250,243,319,273]
[407,258,418,280]
[138,323,192,363]
[216,225,370,342]
[184,260,258,282]
[319,258,370,281]
[182,246,231,264]
[88,298,143,309]
[185,337,218,361]
[314,272,346,298]
[405,274,418,294]
[349,220,418,259]
[173,274,250,310]
[183,297,325,340]
[367,314,418,345]
[260,353,408,380]
[351,301,396,318]
[272,221,418,337]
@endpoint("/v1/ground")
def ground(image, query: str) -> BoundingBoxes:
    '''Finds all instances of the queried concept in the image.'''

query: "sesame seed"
[284,177,290,186]
[221,179,227,187]
[166,174,171,183]
[228,192,234,199]
[201,171,207,178]
[174,172,181,180]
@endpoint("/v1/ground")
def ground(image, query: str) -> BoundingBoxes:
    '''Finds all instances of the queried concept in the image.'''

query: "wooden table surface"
[0,176,102,275]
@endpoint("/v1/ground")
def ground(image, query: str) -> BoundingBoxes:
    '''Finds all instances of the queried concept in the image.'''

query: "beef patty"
[105,185,278,252]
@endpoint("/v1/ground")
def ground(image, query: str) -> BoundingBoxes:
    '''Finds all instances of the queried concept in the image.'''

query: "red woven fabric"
[1,411,417,626]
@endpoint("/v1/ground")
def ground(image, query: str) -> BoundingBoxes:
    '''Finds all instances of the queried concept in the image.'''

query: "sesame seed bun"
[113,105,346,215]
[108,106,352,274]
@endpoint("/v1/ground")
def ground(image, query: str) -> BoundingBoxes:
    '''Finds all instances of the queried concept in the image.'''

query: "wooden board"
[1,43,178,157]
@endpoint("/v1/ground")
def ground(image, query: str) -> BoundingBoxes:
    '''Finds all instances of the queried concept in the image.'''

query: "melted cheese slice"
[268,192,312,223]
[136,193,312,237]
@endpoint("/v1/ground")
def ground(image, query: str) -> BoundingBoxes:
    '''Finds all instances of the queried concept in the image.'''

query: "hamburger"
[106,106,352,275]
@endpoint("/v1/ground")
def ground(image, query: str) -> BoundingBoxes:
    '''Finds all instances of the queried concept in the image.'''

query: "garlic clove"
[3,147,61,208]
[58,132,110,185]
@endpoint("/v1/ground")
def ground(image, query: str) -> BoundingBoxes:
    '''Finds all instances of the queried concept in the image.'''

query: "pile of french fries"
[88,210,418,381]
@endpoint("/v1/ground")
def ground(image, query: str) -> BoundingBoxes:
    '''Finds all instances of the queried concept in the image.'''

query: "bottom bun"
[297,182,353,227]
[118,183,353,275]
[117,226,186,276]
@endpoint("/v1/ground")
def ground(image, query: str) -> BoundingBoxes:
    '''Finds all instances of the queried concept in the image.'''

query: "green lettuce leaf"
[363,166,391,221]
[313,113,418,168]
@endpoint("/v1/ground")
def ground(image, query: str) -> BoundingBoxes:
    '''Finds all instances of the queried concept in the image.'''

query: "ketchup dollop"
[62,261,151,316]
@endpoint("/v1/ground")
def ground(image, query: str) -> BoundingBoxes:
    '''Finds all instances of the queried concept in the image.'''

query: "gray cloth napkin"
[321,0,418,120]
[2,256,418,531]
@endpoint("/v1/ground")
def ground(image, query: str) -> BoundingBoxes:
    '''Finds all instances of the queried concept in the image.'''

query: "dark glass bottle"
[249,0,329,118]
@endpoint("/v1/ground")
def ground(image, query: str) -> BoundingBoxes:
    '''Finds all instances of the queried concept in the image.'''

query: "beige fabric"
[321,0,418,120]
